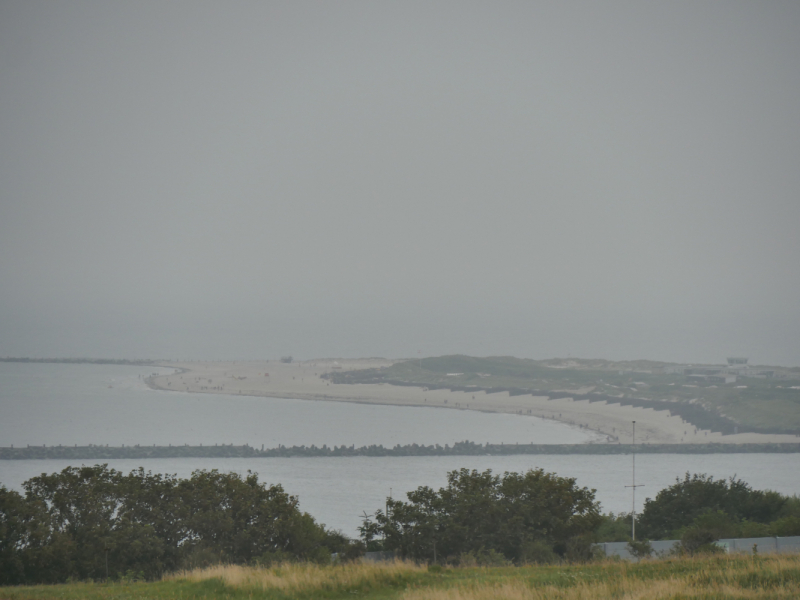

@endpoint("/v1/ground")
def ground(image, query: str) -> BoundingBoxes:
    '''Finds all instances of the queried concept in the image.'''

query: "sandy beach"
[149,359,800,446]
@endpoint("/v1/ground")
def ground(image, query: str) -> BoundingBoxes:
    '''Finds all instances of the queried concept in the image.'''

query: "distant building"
[665,358,784,382]
[744,369,776,379]
[684,367,724,376]
[686,373,737,385]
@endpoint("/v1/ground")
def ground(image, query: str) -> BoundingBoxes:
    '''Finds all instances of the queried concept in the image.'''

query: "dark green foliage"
[769,516,800,536]
[637,473,787,540]
[0,465,355,585]
[679,527,724,556]
[0,486,50,585]
[626,538,653,559]
[595,512,632,542]
[361,468,601,564]
[689,510,738,539]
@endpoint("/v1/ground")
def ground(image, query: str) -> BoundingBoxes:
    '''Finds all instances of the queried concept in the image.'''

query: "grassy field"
[3,555,800,600]
[335,355,800,434]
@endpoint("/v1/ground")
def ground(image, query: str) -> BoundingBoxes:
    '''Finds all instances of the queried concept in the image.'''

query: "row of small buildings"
[662,358,781,384]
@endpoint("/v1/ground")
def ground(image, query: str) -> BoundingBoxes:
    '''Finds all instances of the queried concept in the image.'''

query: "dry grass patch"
[168,559,423,595]
[400,555,800,600]
[164,555,800,600]
[6,554,797,599]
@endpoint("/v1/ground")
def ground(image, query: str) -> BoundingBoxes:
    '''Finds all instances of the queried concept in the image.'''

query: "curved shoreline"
[145,359,800,446]
[144,365,606,444]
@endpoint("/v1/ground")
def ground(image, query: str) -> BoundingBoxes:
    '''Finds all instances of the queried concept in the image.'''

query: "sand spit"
[149,359,800,446]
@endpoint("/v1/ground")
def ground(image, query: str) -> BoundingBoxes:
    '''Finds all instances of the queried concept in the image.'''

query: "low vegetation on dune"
[327,355,800,435]
[3,555,800,599]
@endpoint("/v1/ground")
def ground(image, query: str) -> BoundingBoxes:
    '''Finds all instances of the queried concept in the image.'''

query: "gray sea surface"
[0,362,596,447]
[1,363,799,536]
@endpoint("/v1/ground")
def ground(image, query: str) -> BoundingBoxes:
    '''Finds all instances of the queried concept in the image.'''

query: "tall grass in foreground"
[170,555,800,600]
[401,555,800,600]
[3,554,800,599]
[168,559,424,595]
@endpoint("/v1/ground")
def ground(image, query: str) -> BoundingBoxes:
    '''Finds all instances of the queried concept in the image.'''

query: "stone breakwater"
[2,441,799,459]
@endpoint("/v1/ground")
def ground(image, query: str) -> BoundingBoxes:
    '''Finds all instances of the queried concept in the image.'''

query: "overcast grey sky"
[1,1,798,365]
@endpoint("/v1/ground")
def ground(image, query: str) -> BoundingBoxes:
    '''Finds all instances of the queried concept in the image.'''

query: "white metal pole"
[624,421,644,543]
[632,420,636,541]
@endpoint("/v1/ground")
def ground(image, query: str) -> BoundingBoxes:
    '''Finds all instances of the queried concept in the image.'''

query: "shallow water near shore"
[2,362,799,536]
[0,362,596,448]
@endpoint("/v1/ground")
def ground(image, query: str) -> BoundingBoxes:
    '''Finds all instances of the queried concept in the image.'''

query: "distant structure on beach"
[280,356,293,363]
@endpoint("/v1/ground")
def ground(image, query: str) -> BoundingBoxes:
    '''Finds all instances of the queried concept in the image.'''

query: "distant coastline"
[2,441,800,460]
[0,357,158,366]
[6,357,799,447]
[145,358,800,446]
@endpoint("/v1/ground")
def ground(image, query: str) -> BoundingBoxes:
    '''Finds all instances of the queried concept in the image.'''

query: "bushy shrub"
[769,515,800,537]
[627,539,653,560]
[595,512,632,542]
[680,527,724,556]
[520,540,560,564]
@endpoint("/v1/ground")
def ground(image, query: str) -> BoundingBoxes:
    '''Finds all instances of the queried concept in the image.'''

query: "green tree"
[769,516,800,537]
[22,465,129,581]
[4,464,348,585]
[0,486,46,585]
[595,512,632,542]
[637,473,786,540]
[626,538,653,560]
[680,527,724,556]
[176,469,332,566]
[363,468,601,564]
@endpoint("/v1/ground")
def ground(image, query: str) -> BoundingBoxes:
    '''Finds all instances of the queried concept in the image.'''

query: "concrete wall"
[598,536,800,560]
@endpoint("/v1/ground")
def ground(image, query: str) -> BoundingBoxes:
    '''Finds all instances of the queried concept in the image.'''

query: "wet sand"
[149,359,800,445]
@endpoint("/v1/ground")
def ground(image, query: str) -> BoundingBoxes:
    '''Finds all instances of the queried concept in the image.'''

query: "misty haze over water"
[1,2,799,366]
[1,363,799,536]
[0,363,597,448]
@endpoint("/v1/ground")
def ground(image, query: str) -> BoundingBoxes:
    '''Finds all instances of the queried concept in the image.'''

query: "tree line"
[2,466,800,585]
[360,470,800,565]
[597,473,800,555]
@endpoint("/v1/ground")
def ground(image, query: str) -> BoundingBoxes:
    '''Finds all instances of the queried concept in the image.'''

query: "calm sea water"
[2,363,799,536]
[0,363,595,447]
